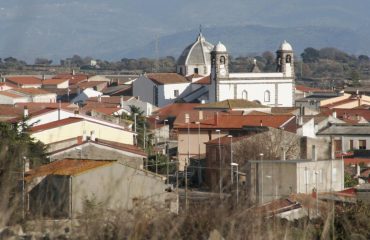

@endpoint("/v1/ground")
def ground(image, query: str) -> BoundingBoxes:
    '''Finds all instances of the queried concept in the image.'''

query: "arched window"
[286,55,292,63]
[264,90,270,102]
[220,56,225,64]
[242,90,248,100]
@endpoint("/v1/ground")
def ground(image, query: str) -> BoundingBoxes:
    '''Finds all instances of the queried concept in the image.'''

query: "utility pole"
[185,161,188,211]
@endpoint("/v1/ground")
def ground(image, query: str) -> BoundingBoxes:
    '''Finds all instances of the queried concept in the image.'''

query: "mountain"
[121,25,370,59]
[0,1,370,61]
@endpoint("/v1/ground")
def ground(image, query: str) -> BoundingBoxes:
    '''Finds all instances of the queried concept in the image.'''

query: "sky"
[0,0,369,62]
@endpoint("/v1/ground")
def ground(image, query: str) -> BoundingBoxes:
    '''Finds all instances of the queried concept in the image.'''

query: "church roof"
[279,40,293,51]
[213,42,227,52]
[177,33,214,66]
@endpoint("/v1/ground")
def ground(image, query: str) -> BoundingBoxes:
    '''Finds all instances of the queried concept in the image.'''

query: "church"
[176,33,295,107]
[133,33,295,107]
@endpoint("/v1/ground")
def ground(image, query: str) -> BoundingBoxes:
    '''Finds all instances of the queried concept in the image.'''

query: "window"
[334,139,342,152]
[264,90,270,102]
[153,85,158,106]
[349,140,354,150]
[359,140,366,150]
[242,90,248,100]
[286,55,292,63]
[194,68,199,74]
[220,56,225,64]
[174,89,179,97]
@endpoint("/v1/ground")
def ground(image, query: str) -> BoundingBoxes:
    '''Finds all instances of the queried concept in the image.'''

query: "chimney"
[312,145,317,161]
[98,95,101,103]
[23,106,29,118]
[332,111,337,118]
[90,130,96,141]
[199,111,203,121]
[42,74,45,81]
[82,130,87,141]
[298,115,303,126]
[120,96,124,108]
[281,147,286,161]
[74,109,79,115]
[72,69,75,76]
[260,119,263,127]
[185,113,190,123]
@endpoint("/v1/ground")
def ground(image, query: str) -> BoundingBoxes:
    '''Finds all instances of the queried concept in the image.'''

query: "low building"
[249,158,344,204]
[0,88,57,104]
[26,159,173,218]
[42,78,69,89]
[5,76,42,88]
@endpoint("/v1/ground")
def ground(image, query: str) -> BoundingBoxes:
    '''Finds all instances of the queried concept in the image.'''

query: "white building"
[133,73,191,107]
[209,41,295,107]
[0,88,57,104]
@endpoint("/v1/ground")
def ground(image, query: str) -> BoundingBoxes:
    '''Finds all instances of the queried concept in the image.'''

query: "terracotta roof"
[146,73,189,85]
[195,99,269,109]
[15,102,77,110]
[10,88,54,96]
[0,91,23,98]
[344,157,370,166]
[30,117,83,132]
[295,85,330,93]
[320,97,359,108]
[0,105,24,117]
[95,138,147,157]
[320,108,370,122]
[42,78,69,85]
[25,159,114,181]
[153,103,201,119]
[193,75,211,85]
[175,113,294,130]
[53,73,89,85]
[6,76,42,85]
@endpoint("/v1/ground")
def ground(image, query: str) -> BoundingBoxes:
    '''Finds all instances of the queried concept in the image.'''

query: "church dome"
[177,33,214,66]
[213,41,227,52]
[279,40,293,51]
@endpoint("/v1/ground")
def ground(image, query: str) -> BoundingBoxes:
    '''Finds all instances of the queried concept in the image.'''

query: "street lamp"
[216,129,222,199]
[154,116,159,174]
[228,135,233,184]
[134,113,138,146]
[164,119,169,184]
[195,121,201,185]
[185,114,190,210]
[259,153,264,204]
[231,162,239,205]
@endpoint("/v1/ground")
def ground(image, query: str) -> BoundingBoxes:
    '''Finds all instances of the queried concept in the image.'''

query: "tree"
[301,47,320,63]
[0,120,48,226]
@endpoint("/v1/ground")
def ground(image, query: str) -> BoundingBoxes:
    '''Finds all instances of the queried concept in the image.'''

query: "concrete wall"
[32,120,134,145]
[0,94,28,104]
[71,163,168,217]
[250,159,344,204]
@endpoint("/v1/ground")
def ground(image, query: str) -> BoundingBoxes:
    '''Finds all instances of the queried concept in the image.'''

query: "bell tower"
[210,42,229,101]
[276,40,294,78]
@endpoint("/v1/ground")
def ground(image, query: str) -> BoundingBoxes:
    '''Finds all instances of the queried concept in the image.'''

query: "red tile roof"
[0,91,23,98]
[193,75,211,85]
[15,102,77,110]
[42,78,69,85]
[175,113,295,130]
[320,98,359,108]
[30,117,83,132]
[295,85,330,93]
[320,108,370,122]
[75,81,107,89]
[153,103,202,120]
[146,73,189,85]
[95,138,147,157]
[25,159,113,181]
[10,88,54,96]
[86,96,135,104]
[6,76,42,85]
[53,73,89,85]
[92,107,121,115]
[344,157,370,166]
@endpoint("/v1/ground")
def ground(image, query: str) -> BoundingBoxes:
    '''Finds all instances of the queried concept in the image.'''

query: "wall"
[0,95,28,104]
[160,82,191,107]
[132,76,156,106]
[32,120,134,145]
[71,163,168,217]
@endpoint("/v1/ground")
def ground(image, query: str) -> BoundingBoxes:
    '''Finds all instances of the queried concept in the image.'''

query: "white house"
[132,73,191,107]
[0,88,57,104]
[0,91,29,104]
[42,78,69,89]
[5,76,42,88]
[72,88,103,104]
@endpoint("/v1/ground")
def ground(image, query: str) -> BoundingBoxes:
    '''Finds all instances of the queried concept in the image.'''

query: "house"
[29,117,135,146]
[5,76,42,88]
[133,73,191,107]
[42,78,69,89]
[48,138,147,168]
[72,88,103,104]
[295,92,341,115]
[294,84,332,100]
[320,93,370,109]
[0,88,57,104]
[26,159,174,218]
[174,112,296,170]
[317,124,370,153]
[0,82,15,91]
[204,127,331,192]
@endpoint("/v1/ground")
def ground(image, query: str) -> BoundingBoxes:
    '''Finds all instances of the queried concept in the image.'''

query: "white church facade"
[133,33,295,107]
[176,34,295,107]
